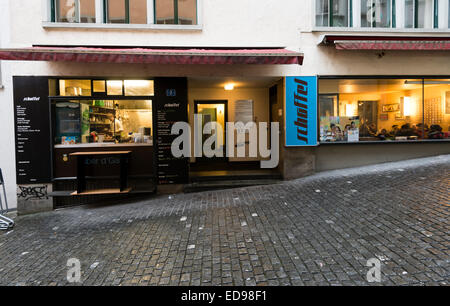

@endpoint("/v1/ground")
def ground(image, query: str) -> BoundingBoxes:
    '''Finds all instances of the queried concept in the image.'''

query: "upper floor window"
[316,0,352,27]
[155,0,197,25]
[49,0,200,26]
[52,0,96,23]
[405,0,434,28]
[361,0,393,28]
[105,0,147,24]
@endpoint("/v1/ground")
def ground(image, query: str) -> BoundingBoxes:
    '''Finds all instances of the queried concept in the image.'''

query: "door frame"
[194,100,228,163]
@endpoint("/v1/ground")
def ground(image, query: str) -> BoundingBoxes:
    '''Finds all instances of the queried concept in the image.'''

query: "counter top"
[55,142,153,149]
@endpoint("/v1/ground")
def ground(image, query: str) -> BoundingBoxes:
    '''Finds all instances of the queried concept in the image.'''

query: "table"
[69,151,132,195]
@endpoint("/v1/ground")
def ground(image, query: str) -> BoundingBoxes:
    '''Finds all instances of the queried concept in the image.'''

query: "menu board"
[154,78,189,185]
[13,77,52,184]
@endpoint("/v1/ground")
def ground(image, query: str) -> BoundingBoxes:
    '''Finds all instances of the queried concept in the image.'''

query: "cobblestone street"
[1,156,449,286]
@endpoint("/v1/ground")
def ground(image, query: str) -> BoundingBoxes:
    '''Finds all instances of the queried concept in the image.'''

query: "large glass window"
[316,0,351,27]
[423,79,450,139]
[53,99,153,145]
[155,0,197,25]
[361,0,392,27]
[54,0,96,23]
[318,78,450,143]
[105,0,147,24]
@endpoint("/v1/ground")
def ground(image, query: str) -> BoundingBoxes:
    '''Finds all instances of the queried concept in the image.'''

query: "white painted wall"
[0,0,449,209]
[0,0,17,210]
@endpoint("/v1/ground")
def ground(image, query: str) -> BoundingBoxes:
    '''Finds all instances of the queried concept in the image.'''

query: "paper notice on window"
[348,129,359,142]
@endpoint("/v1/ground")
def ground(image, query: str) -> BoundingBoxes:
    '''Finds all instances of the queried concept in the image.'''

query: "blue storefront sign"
[285,76,318,147]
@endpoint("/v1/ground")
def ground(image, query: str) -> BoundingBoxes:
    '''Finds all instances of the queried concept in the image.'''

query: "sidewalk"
[0,155,449,286]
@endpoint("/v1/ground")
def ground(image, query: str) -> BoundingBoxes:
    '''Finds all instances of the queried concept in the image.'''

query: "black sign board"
[154,78,189,185]
[13,76,52,184]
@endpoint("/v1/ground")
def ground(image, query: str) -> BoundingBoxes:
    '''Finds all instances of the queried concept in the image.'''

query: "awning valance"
[0,46,304,65]
[320,35,450,51]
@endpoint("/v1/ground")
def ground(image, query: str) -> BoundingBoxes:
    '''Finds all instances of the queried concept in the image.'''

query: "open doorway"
[187,77,283,182]
[194,100,228,163]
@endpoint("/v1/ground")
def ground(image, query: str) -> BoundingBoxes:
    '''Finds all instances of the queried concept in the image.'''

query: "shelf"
[90,113,112,116]
[71,188,132,196]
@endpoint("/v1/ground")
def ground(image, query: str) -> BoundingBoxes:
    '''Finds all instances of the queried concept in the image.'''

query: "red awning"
[0,46,304,65]
[320,35,450,51]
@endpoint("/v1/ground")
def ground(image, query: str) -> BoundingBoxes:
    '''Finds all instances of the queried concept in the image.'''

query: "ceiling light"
[224,83,235,91]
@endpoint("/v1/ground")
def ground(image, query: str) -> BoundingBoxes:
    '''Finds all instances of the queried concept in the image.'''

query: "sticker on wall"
[285,76,318,147]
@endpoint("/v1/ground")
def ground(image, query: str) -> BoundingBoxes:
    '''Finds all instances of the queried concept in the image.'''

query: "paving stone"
[0,157,448,286]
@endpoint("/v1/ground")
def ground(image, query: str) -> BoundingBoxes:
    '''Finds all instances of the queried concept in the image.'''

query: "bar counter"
[53,142,154,179]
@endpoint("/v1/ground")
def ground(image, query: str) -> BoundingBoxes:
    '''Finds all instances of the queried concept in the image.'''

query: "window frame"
[51,0,98,23]
[316,0,353,27]
[154,0,198,25]
[360,0,395,28]
[312,0,449,31]
[45,0,202,30]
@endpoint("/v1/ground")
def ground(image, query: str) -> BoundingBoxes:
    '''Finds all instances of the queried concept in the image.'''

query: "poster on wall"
[234,100,253,124]
[285,76,318,147]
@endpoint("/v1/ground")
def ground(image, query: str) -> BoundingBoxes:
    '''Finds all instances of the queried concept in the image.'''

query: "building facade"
[0,0,449,214]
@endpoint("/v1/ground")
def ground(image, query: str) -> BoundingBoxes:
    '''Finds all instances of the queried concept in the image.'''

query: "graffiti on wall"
[17,185,49,201]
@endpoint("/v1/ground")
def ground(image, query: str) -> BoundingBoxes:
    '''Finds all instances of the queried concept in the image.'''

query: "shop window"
[361,0,393,27]
[105,0,148,24]
[59,79,92,96]
[318,78,450,143]
[52,0,96,23]
[423,79,450,139]
[53,99,153,145]
[124,80,154,96]
[316,0,352,27]
[106,80,124,95]
[155,0,197,25]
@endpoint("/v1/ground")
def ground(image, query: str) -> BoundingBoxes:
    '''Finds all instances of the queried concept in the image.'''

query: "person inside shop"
[107,113,124,136]
[397,123,415,137]
[377,129,389,140]
[390,125,400,136]
[416,123,429,139]
[330,123,343,141]
[428,124,444,139]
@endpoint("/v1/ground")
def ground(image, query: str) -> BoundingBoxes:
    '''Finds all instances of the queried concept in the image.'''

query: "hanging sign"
[285,76,318,147]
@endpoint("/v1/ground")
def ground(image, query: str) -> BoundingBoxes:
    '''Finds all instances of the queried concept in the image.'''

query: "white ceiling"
[188,76,281,89]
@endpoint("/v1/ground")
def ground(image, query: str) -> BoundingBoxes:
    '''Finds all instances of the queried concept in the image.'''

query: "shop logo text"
[293,78,310,144]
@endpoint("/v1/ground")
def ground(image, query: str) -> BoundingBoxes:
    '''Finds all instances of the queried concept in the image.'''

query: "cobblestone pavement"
[1,155,449,286]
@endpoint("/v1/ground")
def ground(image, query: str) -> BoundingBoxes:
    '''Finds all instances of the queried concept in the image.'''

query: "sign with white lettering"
[13,76,52,184]
[285,76,318,147]
[155,78,189,185]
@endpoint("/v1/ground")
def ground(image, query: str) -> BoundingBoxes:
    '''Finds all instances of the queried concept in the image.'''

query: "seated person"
[368,123,378,137]
[330,124,343,141]
[416,123,429,139]
[390,125,400,136]
[377,129,389,140]
[397,123,414,137]
[428,125,444,139]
